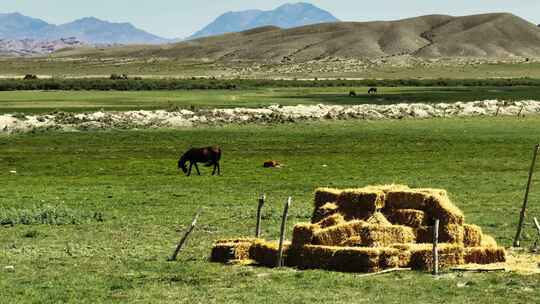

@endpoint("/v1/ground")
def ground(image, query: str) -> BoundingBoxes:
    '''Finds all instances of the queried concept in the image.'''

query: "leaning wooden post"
[495,105,501,117]
[518,105,525,118]
[432,219,440,276]
[277,197,292,268]
[168,211,200,261]
[513,144,540,247]
[255,194,265,238]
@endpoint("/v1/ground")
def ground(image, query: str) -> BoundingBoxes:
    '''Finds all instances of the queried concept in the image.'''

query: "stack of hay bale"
[210,185,506,273]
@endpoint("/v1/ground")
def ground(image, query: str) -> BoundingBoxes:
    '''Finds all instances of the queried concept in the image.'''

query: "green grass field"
[1,85,540,113]
[1,117,540,303]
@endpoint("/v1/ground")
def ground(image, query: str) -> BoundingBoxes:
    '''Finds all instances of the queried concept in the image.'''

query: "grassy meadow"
[1,85,540,113]
[1,117,540,303]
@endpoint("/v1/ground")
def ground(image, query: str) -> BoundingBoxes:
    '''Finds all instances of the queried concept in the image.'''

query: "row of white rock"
[1,100,539,133]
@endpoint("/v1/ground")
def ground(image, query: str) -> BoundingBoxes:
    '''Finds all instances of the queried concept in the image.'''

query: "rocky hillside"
[0,37,85,57]
[188,2,339,39]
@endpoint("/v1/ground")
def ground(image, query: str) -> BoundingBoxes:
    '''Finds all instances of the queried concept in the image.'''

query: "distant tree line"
[1,77,540,91]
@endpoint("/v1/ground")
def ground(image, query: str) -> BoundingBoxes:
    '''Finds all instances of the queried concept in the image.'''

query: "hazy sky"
[2,0,540,38]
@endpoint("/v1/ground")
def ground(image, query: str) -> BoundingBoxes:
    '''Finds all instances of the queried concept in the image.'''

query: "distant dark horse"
[368,87,378,94]
[178,146,221,176]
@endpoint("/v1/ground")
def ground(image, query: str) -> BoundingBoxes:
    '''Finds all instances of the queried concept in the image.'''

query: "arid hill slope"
[57,13,540,62]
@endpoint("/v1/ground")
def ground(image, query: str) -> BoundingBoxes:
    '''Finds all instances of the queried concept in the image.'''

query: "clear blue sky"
[2,0,539,38]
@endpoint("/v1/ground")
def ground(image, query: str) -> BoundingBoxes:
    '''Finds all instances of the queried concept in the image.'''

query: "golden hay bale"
[385,190,430,210]
[409,243,465,270]
[463,224,483,247]
[297,245,400,273]
[340,236,362,247]
[364,184,411,194]
[481,234,498,247]
[211,239,260,263]
[386,209,427,228]
[312,220,365,246]
[249,240,292,267]
[314,188,342,209]
[390,244,414,268]
[424,194,465,225]
[316,213,346,228]
[337,188,386,215]
[464,247,506,264]
[416,224,464,244]
[366,212,392,226]
[311,202,339,223]
[292,223,320,247]
[359,224,416,247]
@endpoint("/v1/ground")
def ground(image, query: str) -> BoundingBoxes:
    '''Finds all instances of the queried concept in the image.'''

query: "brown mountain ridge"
[57,13,540,62]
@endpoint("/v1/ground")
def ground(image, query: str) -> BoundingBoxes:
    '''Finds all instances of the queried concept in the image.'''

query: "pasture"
[2,85,540,113]
[1,117,540,303]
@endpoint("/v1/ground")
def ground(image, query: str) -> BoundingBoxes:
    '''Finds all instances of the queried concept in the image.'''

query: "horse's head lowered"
[178,157,188,174]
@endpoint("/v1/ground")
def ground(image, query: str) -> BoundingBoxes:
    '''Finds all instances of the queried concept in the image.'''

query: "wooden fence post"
[277,197,291,268]
[168,211,200,261]
[433,219,440,276]
[255,194,265,238]
[513,144,540,247]
[518,105,525,118]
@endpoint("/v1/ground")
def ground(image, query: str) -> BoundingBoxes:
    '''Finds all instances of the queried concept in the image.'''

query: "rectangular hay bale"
[387,209,427,228]
[337,188,386,214]
[416,224,464,244]
[480,234,498,247]
[316,213,346,228]
[249,240,292,267]
[409,243,465,270]
[463,224,483,247]
[424,194,465,225]
[297,245,400,273]
[314,188,342,209]
[385,190,430,210]
[292,223,320,247]
[464,247,506,264]
[312,220,365,246]
[312,202,339,223]
[358,224,416,247]
[211,238,260,263]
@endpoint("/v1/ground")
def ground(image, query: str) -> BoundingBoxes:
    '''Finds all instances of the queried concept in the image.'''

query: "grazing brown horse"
[178,146,221,176]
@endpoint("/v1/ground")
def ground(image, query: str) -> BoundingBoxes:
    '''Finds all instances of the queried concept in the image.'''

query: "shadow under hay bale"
[464,247,507,264]
[211,238,260,263]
